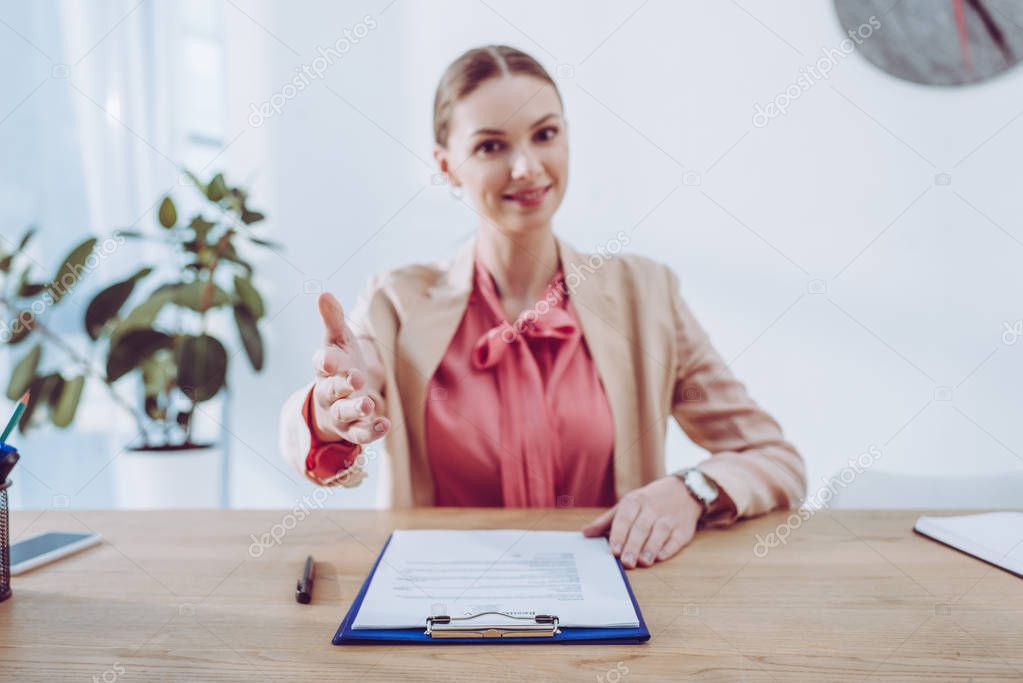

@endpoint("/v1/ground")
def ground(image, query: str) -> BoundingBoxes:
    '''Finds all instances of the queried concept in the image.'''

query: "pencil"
[0,391,29,443]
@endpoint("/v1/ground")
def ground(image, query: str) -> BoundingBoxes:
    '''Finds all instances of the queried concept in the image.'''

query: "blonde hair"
[432,45,562,147]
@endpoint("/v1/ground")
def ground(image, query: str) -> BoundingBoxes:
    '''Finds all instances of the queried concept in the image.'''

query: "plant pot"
[114,443,223,509]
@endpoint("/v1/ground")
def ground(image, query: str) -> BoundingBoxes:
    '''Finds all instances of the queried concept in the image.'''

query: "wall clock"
[834,0,1023,85]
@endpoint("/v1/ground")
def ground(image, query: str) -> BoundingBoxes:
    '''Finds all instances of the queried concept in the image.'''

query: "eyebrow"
[470,113,559,137]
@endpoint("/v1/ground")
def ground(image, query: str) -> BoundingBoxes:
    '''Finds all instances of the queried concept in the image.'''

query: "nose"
[510,146,543,180]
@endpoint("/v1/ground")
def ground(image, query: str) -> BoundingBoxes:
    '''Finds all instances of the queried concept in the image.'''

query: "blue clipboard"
[333,533,651,645]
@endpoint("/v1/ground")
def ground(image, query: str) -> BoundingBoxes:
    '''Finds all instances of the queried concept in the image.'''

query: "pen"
[296,555,315,604]
[0,391,29,443]
[0,450,18,484]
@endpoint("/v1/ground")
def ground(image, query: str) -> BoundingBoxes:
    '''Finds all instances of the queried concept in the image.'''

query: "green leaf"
[129,267,153,283]
[233,304,264,371]
[182,169,207,194]
[140,353,171,398]
[225,187,244,212]
[233,275,264,319]
[18,373,62,432]
[140,354,171,421]
[84,267,152,339]
[190,216,215,239]
[46,375,65,408]
[49,237,97,305]
[5,311,36,345]
[158,196,177,228]
[50,375,84,428]
[176,334,227,402]
[16,227,36,252]
[206,174,227,202]
[7,343,41,400]
[85,280,134,339]
[169,281,230,312]
[144,395,162,420]
[18,376,44,433]
[106,329,174,382]
[112,289,173,340]
[240,209,265,225]
[16,267,45,297]
[17,282,45,296]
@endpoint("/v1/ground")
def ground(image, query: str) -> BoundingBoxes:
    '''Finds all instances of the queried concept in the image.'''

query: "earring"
[449,185,464,200]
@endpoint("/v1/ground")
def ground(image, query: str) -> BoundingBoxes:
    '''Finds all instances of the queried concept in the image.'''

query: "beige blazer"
[279,235,806,526]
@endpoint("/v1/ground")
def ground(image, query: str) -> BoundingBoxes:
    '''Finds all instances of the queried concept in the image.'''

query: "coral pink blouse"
[304,249,617,508]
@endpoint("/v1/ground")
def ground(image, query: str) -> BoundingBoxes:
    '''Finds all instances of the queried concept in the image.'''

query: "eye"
[475,139,505,155]
[534,126,559,142]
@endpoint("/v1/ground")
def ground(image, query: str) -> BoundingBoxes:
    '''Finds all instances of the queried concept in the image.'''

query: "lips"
[503,184,552,206]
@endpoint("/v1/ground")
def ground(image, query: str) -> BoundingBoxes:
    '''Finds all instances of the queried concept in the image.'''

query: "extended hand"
[310,293,390,445]
[581,476,703,569]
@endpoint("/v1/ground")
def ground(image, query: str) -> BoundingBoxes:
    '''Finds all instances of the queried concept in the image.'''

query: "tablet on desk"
[10,531,102,575]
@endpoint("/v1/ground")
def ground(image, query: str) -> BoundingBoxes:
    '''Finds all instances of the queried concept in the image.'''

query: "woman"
[279,45,806,569]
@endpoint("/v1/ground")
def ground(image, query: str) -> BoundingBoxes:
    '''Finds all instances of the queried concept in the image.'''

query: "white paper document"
[351,530,640,629]
[914,512,1023,576]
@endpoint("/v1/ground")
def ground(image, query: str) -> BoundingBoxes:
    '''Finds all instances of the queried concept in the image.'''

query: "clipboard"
[332,533,651,645]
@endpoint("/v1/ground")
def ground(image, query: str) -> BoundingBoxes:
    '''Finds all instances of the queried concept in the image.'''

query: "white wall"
[220,0,1023,509]
[5,0,1018,509]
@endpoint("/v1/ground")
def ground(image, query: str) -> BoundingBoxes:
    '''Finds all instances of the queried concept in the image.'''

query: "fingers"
[313,372,356,408]
[638,517,675,567]
[320,393,388,444]
[620,509,656,569]
[330,395,374,423]
[607,497,641,557]
[656,528,694,562]
[581,506,616,537]
[342,416,391,445]
[313,347,365,383]
[318,292,351,347]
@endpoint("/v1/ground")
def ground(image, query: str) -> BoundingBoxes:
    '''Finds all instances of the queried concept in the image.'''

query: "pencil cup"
[0,479,10,602]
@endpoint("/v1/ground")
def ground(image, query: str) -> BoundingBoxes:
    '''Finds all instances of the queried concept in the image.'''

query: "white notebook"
[914,512,1023,577]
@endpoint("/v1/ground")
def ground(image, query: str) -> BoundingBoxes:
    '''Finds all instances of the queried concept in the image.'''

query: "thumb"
[318,292,350,347]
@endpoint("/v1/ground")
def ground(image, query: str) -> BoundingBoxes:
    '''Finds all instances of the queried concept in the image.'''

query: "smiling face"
[435,74,568,236]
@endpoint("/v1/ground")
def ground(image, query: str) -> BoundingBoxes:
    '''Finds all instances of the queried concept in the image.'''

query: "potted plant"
[2,171,275,507]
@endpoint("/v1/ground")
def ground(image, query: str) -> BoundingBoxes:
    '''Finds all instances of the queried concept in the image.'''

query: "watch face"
[685,469,719,504]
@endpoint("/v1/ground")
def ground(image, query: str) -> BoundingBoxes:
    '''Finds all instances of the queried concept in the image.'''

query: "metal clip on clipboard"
[425,611,561,638]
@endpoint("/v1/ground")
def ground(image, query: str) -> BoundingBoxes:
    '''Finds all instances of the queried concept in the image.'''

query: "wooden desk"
[1,508,1020,682]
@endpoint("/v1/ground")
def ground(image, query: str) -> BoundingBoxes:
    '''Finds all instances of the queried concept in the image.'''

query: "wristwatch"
[673,467,720,514]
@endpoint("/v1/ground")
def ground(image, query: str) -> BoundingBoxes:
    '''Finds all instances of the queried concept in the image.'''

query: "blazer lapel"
[395,237,476,505]
[556,237,640,497]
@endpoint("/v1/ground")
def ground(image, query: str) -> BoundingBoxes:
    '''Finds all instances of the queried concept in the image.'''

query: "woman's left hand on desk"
[581,476,703,569]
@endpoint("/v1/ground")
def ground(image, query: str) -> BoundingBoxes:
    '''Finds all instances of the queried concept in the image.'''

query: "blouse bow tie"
[472,306,578,370]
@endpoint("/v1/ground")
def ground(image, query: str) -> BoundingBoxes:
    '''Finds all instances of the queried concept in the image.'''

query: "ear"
[433,145,459,187]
